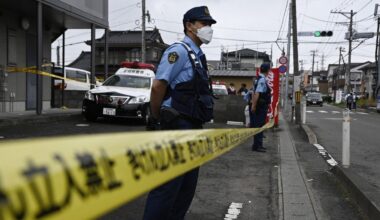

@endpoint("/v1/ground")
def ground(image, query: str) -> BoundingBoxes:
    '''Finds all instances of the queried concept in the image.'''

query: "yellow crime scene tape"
[0,121,273,220]
[6,66,99,87]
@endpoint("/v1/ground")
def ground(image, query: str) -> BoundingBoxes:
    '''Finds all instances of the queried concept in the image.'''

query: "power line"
[110,2,139,13]
[154,18,287,33]
[277,0,290,40]
[357,0,373,13]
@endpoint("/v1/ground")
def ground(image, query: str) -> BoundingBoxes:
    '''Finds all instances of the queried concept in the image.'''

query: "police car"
[212,82,228,96]
[82,61,155,123]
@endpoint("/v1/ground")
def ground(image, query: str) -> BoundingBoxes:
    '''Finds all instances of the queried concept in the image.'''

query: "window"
[66,70,87,82]
[7,29,17,66]
[66,70,77,79]
[76,71,87,82]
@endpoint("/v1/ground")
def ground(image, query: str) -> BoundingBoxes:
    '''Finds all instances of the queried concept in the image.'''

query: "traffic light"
[314,31,333,37]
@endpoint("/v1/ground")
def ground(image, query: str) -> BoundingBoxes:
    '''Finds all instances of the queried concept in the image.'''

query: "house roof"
[207,60,220,69]
[68,51,91,71]
[209,70,256,77]
[85,28,168,47]
[222,48,270,61]
[358,62,376,70]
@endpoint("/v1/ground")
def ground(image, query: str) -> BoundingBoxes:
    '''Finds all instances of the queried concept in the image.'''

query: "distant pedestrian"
[346,93,353,110]
[238,83,248,95]
[250,63,272,152]
[227,83,237,95]
[352,93,358,110]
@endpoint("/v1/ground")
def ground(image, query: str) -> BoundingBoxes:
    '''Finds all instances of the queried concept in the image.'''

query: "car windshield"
[213,88,228,95]
[102,75,151,89]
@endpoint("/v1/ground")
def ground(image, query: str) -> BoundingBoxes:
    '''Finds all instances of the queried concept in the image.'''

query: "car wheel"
[84,109,98,122]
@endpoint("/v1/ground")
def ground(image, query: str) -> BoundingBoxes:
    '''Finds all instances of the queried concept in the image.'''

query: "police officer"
[144,6,216,220]
[250,63,272,152]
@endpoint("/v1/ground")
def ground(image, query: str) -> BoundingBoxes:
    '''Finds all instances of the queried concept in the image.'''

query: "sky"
[52,0,379,72]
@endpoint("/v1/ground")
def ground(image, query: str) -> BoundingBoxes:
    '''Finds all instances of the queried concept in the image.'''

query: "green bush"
[322,96,332,103]
[357,98,376,108]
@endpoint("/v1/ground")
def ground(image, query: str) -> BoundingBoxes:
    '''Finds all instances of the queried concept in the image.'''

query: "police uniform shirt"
[155,36,205,107]
[255,73,268,93]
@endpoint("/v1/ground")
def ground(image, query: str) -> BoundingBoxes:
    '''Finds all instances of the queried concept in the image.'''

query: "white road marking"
[75,124,90,127]
[224,202,243,220]
[332,111,340,114]
[356,112,368,115]
[306,110,314,113]
[323,118,357,121]
[226,121,244,126]
[318,110,328,113]
[313,144,338,166]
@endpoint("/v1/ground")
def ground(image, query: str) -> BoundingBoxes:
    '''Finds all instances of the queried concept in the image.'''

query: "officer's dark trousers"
[250,107,267,149]
[143,118,202,220]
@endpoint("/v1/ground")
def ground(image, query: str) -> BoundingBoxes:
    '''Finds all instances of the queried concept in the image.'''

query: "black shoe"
[259,146,267,150]
[253,147,266,152]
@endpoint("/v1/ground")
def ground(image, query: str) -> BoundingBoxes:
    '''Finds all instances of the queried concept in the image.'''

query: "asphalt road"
[0,116,146,140]
[0,115,280,219]
[305,104,380,191]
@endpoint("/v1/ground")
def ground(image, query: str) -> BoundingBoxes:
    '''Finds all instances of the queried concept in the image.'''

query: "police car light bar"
[121,61,155,71]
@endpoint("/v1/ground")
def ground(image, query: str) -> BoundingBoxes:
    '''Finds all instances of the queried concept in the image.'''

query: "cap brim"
[198,16,217,24]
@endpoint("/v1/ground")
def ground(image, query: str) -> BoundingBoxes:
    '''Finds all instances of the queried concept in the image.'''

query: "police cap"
[260,63,271,73]
[183,6,217,24]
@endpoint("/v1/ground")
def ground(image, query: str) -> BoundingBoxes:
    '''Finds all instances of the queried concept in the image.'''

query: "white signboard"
[336,90,342,104]
[294,76,301,91]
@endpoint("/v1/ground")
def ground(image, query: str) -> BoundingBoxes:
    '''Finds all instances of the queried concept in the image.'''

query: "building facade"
[0,0,108,113]
[69,28,168,80]
[218,48,271,71]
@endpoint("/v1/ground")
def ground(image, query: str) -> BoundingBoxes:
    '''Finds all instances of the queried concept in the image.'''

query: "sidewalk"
[0,108,82,127]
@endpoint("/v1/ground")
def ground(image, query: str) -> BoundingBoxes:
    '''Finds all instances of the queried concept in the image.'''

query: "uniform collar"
[183,36,203,56]
[259,73,266,78]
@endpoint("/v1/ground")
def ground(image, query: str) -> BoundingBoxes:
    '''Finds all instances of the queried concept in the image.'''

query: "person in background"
[144,5,216,220]
[346,93,353,110]
[227,83,237,95]
[352,93,358,110]
[250,63,272,152]
[238,83,248,95]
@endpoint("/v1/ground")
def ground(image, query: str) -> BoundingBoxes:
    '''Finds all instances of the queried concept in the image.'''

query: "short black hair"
[260,63,271,73]
[183,20,196,34]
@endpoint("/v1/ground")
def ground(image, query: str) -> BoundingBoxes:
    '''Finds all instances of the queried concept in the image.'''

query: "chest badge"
[168,52,179,64]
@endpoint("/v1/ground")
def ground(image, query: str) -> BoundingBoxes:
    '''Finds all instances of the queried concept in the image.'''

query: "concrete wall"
[52,90,85,108]
[213,95,247,123]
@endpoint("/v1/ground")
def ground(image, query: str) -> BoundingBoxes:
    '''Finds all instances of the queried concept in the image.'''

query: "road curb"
[300,124,380,220]
[0,112,82,127]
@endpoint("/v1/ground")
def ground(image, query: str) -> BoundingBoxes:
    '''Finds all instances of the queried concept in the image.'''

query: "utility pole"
[375,4,380,98]
[56,44,60,66]
[141,0,146,62]
[331,10,356,93]
[291,0,300,124]
[311,50,317,92]
[284,1,291,113]
[335,47,343,101]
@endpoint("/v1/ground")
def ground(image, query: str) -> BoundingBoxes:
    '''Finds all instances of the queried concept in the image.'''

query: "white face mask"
[196,26,213,44]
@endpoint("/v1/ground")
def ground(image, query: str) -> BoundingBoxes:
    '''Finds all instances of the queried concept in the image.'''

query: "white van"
[53,67,95,91]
